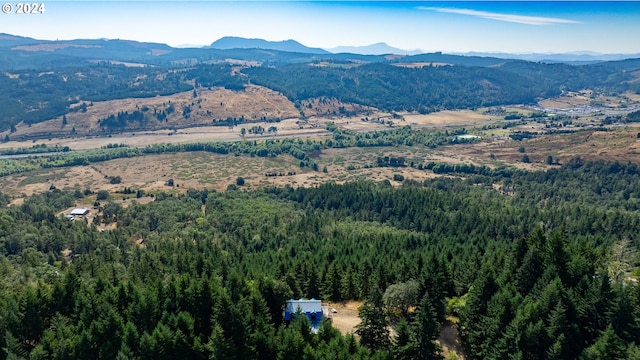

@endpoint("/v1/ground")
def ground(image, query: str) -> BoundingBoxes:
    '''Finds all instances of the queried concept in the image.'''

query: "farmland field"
[3,123,640,202]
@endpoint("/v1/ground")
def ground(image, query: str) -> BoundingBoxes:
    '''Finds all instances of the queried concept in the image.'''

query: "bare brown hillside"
[299,97,377,117]
[7,85,301,139]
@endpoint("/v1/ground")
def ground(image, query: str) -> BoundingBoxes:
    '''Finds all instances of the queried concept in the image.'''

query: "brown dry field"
[539,90,638,110]
[0,146,442,202]
[0,152,316,201]
[0,109,494,151]
[307,109,493,133]
[626,92,640,102]
[465,125,640,166]
[539,90,592,109]
[0,119,329,151]
[299,97,377,118]
[392,62,451,68]
[309,62,362,69]
[403,110,494,125]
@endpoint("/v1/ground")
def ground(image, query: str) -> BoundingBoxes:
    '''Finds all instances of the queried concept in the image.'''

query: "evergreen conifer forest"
[1,160,639,359]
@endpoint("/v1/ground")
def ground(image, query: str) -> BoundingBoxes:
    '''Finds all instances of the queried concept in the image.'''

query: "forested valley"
[2,56,640,132]
[1,159,639,359]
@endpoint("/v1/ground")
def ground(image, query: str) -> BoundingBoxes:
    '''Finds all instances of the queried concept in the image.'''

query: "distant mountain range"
[206,37,640,61]
[209,37,422,56]
[1,33,639,70]
[209,36,330,54]
[326,43,422,56]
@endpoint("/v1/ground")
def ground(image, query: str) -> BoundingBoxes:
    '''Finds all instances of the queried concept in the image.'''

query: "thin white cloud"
[418,6,580,26]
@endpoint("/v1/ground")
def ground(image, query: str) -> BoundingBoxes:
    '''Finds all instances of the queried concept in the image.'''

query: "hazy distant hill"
[0,36,177,69]
[209,36,330,54]
[0,33,172,52]
[0,33,41,47]
[458,51,640,64]
[327,42,422,55]
[391,52,515,67]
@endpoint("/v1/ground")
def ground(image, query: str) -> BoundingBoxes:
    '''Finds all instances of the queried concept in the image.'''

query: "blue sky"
[2,1,639,54]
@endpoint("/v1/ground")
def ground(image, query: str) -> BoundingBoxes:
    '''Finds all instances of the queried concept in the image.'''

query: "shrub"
[96,190,110,201]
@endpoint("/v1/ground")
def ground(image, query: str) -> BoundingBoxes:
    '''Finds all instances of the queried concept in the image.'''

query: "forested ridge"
[2,55,640,132]
[244,63,551,112]
[1,159,639,359]
[244,60,640,114]
[243,56,640,113]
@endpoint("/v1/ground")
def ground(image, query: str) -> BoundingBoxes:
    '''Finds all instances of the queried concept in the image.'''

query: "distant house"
[70,208,90,216]
[284,298,329,331]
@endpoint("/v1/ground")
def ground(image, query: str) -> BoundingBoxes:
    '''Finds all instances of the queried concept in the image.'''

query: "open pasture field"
[539,90,593,109]
[403,110,494,125]
[329,109,494,131]
[0,152,315,200]
[440,125,640,168]
[539,90,639,110]
[0,147,440,200]
[4,125,640,200]
[0,119,329,151]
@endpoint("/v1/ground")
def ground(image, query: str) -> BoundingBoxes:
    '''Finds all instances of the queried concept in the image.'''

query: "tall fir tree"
[356,287,390,352]
[410,294,443,360]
